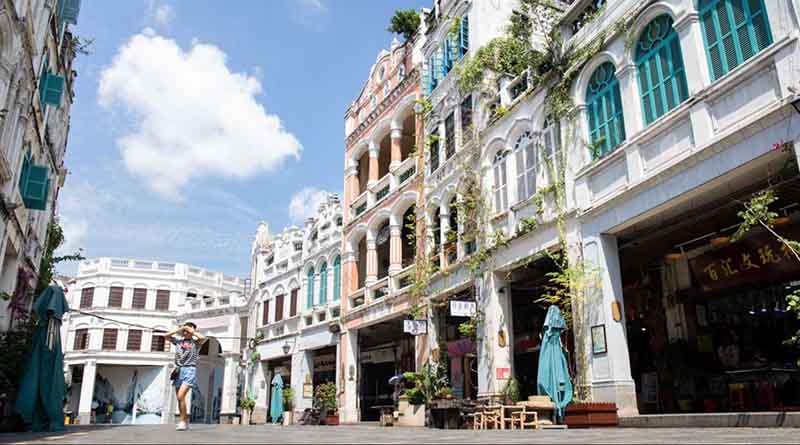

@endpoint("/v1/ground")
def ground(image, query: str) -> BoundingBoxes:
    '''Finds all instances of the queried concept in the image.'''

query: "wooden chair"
[482,405,502,430]
[464,411,484,430]
[511,409,539,430]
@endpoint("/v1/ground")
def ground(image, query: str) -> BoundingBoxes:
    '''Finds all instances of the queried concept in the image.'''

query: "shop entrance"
[617,149,800,414]
[433,288,478,401]
[358,317,415,421]
[265,356,292,421]
[313,346,337,387]
[508,256,559,401]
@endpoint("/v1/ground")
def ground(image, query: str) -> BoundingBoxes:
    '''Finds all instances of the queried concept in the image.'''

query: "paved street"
[1,424,799,444]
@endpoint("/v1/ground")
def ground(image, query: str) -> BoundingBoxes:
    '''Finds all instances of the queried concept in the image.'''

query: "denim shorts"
[174,366,197,389]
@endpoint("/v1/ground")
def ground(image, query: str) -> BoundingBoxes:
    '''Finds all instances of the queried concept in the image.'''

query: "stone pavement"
[1,424,798,444]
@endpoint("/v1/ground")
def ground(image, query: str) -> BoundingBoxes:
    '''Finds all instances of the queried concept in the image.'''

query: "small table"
[429,399,464,429]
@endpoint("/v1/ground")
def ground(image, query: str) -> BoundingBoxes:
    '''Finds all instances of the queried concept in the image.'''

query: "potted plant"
[501,378,520,405]
[282,388,294,426]
[315,382,338,425]
[239,397,255,425]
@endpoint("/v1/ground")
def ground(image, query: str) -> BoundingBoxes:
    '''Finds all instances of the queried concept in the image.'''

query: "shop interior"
[357,317,415,421]
[507,256,560,400]
[265,356,292,420]
[617,149,800,413]
[433,287,478,401]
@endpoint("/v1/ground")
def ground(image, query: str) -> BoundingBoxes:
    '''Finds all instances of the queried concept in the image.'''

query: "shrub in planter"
[239,397,256,425]
[315,382,338,425]
[283,388,295,425]
[501,378,520,405]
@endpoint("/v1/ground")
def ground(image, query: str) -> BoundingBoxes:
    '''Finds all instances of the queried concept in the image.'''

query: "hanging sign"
[450,300,476,317]
[403,319,427,335]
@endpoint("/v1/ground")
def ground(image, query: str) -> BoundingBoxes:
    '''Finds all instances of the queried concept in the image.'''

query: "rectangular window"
[275,294,284,322]
[80,287,94,308]
[108,286,123,308]
[155,290,170,311]
[460,96,473,142]
[132,288,147,309]
[127,330,142,351]
[429,130,440,172]
[262,299,270,326]
[73,328,88,350]
[493,158,508,213]
[151,332,167,352]
[102,329,118,350]
[445,113,456,159]
[290,289,298,317]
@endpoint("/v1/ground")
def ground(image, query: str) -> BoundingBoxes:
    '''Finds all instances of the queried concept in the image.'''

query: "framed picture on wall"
[591,324,607,355]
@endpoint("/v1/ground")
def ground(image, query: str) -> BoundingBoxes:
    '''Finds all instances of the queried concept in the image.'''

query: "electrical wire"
[67,308,254,341]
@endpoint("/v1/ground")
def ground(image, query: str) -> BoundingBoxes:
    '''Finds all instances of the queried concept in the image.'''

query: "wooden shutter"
[108,287,123,308]
[132,288,147,309]
[80,287,94,308]
[262,299,270,326]
[21,163,49,210]
[60,0,81,24]
[290,289,298,317]
[73,329,88,350]
[127,330,142,351]
[155,290,170,311]
[102,329,118,350]
[333,257,341,302]
[42,72,65,107]
[275,294,284,322]
[151,332,167,352]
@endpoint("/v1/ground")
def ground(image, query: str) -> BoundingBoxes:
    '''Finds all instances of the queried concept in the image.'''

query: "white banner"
[450,300,476,317]
[403,319,427,336]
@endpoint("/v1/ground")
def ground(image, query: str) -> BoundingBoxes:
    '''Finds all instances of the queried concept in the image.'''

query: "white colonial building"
[62,257,248,425]
[244,193,343,423]
[0,0,82,331]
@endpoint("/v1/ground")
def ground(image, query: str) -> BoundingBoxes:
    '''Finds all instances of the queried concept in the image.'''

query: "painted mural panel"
[91,365,166,425]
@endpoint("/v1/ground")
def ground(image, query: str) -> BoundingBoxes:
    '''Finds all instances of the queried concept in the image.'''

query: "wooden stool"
[465,411,484,430]
[483,406,501,430]
[512,410,539,430]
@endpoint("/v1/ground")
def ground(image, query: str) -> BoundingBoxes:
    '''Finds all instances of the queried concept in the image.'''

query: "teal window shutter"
[333,256,341,301]
[586,62,626,158]
[460,15,470,58]
[307,268,315,309]
[635,15,689,126]
[433,47,444,85]
[60,0,81,25]
[22,164,50,211]
[43,72,65,107]
[699,0,773,81]
[422,60,431,95]
[319,263,328,305]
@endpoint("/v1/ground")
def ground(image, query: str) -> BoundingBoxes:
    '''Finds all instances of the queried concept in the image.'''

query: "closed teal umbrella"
[15,286,69,432]
[270,373,284,423]
[537,305,573,419]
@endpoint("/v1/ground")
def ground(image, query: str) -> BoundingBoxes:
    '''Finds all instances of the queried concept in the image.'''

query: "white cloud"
[154,4,173,26]
[289,188,329,223]
[301,0,327,12]
[58,215,88,255]
[98,30,302,200]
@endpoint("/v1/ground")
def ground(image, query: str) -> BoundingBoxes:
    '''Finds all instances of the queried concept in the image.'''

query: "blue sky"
[57,0,425,276]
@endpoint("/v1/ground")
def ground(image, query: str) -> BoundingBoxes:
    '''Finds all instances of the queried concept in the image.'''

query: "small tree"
[387,9,420,42]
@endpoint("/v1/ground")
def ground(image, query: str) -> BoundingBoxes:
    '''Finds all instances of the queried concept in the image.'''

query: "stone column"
[365,238,378,286]
[368,142,379,186]
[161,364,174,424]
[77,360,97,425]
[477,273,513,400]
[341,330,359,423]
[390,125,403,170]
[344,165,358,210]
[617,64,643,139]
[388,223,403,275]
[580,234,638,417]
[219,353,241,424]
[440,210,451,267]
[291,349,314,414]
[675,12,711,95]
[342,251,357,311]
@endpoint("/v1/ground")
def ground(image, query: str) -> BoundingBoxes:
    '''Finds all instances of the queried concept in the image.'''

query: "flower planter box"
[325,414,339,426]
[564,403,618,428]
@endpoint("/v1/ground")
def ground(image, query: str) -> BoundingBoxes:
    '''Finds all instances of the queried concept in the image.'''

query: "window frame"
[513,131,536,203]
[102,328,118,351]
[492,149,510,213]
[126,329,142,351]
[586,62,626,158]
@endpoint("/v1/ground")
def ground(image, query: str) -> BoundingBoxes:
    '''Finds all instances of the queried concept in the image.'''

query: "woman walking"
[164,322,206,431]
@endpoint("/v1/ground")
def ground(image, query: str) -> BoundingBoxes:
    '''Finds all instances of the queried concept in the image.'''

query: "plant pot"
[564,403,618,428]
[241,410,251,426]
[282,411,294,426]
[325,414,339,426]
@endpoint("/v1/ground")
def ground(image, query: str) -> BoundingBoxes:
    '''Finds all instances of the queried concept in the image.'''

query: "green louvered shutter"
[460,15,470,58]
[22,164,49,210]
[586,62,626,158]
[319,263,328,305]
[60,0,81,25]
[307,268,315,309]
[422,59,431,95]
[433,47,444,85]
[333,256,341,301]
[43,72,65,106]
[445,31,458,73]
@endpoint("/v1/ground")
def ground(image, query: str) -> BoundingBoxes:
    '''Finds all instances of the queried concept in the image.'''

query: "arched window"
[319,262,328,305]
[586,62,626,158]
[492,149,509,212]
[333,256,341,301]
[306,267,315,309]
[514,131,536,203]
[699,0,772,81]
[542,115,561,177]
[636,15,688,125]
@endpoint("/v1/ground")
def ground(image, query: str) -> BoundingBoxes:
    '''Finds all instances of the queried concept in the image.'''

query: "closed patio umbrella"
[536,305,573,420]
[15,286,69,432]
[270,373,284,424]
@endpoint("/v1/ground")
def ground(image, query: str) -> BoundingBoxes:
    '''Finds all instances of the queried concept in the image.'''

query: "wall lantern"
[282,340,292,355]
